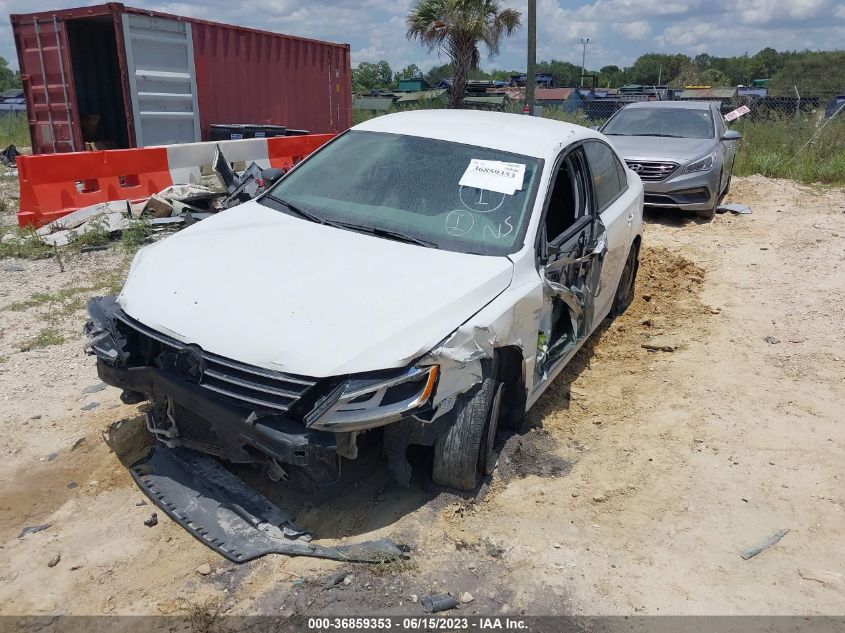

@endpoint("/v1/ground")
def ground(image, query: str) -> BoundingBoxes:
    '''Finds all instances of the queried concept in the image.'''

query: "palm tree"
[406,0,521,109]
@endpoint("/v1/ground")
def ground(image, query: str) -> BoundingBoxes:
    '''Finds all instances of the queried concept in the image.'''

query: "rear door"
[121,13,201,147]
[14,16,80,153]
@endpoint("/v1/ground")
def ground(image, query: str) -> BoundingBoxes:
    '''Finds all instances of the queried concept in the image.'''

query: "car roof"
[353,110,602,159]
[625,100,714,110]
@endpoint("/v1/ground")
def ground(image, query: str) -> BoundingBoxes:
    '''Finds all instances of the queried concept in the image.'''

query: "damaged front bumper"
[84,296,458,483]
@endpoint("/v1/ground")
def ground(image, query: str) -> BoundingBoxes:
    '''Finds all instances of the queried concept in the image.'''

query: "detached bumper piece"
[131,446,408,563]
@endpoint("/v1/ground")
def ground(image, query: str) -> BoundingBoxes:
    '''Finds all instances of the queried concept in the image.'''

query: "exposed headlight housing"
[683,150,717,174]
[305,365,439,432]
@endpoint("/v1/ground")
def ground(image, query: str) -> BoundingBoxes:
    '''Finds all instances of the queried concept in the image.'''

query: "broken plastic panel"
[130,446,408,563]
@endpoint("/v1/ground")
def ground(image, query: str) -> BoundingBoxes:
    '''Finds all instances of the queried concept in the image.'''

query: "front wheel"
[432,377,503,490]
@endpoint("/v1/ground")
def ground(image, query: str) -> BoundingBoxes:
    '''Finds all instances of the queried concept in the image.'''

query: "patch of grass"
[19,327,67,351]
[0,354,7,364]
[733,114,845,184]
[120,220,152,252]
[0,112,31,149]
[69,216,112,248]
[0,225,53,260]
[5,268,127,315]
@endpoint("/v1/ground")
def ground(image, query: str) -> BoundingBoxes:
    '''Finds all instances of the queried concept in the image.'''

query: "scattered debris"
[47,554,61,568]
[30,415,42,420]
[66,481,79,489]
[642,342,677,352]
[3,264,24,272]
[421,593,460,613]
[409,594,419,603]
[292,578,305,588]
[196,563,212,576]
[81,402,100,411]
[797,568,844,589]
[18,523,51,538]
[740,528,789,560]
[326,571,350,588]
[343,574,354,586]
[135,500,148,507]
[718,203,752,215]
[46,452,57,462]
[0,144,20,167]
[143,513,158,527]
[592,494,607,503]
[459,592,475,604]
[764,336,780,344]
[82,382,107,394]
[71,437,86,450]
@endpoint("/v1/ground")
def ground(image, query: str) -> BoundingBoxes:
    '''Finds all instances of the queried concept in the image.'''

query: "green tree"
[352,60,393,93]
[394,64,422,82]
[536,59,580,87]
[627,53,689,85]
[406,0,521,108]
[769,51,845,94]
[0,58,19,92]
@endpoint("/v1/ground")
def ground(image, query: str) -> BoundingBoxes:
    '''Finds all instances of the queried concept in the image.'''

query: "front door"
[535,146,606,380]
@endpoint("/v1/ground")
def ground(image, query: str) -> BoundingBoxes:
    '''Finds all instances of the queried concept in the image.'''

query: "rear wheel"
[610,242,640,318]
[432,377,503,490]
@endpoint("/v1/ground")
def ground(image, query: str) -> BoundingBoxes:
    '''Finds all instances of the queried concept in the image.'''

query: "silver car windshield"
[603,108,714,139]
[260,131,542,256]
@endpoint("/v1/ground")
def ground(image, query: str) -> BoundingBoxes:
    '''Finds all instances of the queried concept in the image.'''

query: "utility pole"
[525,0,536,114]
[580,37,590,87]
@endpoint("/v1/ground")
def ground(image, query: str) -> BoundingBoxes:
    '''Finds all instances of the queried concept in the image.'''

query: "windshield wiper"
[639,133,685,138]
[266,195,327,224]
[334,222,439,249]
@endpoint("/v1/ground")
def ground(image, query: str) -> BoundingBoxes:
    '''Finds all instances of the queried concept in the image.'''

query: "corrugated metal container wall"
[190,21,352,136]
[12,13,81,154]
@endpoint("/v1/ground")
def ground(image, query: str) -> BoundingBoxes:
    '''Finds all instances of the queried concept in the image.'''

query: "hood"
[606,135,716,163]
[119,202,513,377]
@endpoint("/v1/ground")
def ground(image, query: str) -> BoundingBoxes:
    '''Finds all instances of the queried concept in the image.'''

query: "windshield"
[259,130,542,256]
[603,107,714,139]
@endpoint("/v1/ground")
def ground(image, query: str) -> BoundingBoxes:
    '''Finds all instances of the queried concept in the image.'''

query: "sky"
[1,0,844,73]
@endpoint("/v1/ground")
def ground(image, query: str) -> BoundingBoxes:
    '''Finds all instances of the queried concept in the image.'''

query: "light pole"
[580,37,590,87]
[525,0,536,114]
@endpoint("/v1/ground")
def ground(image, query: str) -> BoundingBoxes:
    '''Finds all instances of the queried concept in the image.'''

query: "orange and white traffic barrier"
[16,134,335,228]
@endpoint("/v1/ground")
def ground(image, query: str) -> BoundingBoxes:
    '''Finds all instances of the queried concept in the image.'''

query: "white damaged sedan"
[85,110,644,490]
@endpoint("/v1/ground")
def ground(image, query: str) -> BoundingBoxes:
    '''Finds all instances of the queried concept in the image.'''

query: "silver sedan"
[601,101,740,220]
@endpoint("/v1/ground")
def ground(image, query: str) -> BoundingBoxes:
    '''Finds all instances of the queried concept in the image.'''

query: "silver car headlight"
[305,365,439,432]
[682,150,717,174]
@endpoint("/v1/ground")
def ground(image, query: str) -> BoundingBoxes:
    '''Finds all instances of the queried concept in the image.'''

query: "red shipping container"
[10,3,352,155]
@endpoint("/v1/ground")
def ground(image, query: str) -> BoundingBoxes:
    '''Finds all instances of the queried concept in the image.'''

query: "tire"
[695,171,721,220]
[610,242,639,318]
[432,377,503,490]
[721,172,732,199]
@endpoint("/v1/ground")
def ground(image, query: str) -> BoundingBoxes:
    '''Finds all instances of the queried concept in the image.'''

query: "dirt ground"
[0,175,843,621]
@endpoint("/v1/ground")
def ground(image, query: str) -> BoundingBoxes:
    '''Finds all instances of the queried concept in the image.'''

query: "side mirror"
[721,130,742,141]
[260,167,286,188]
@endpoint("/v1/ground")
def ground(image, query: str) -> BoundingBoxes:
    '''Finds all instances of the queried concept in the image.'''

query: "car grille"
[115,312,317,413]
[625,160,678,182]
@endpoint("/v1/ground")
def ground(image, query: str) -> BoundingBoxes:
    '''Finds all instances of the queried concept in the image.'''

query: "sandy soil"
[0,175,843,620]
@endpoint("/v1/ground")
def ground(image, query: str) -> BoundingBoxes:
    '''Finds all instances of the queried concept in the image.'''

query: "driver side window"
[544,149,591,245]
